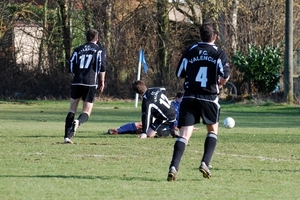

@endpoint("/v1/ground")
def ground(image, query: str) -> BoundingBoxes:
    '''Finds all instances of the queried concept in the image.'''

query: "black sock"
[78,113,89,125]
[201,132,217,166]
[169,137,188,171]
[64,112,75,138]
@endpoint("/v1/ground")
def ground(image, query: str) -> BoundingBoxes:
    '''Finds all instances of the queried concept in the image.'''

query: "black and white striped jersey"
[176,42,230,95]
[69,42,106,87]
[141,87,176,133]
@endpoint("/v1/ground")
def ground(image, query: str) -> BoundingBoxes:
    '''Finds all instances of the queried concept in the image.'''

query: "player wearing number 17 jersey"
[64,29,106,144]
[167,22,230,181]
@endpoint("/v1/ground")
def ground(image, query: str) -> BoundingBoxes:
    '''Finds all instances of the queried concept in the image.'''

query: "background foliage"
[0,0,299,100]
[232,44,282,94]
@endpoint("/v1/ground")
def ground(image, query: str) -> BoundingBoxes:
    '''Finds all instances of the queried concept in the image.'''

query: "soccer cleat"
[199,162,211,179]
[64,137,73,144]
[167,166,178,181]
[108,129,118,135]
[71,120,79,133]
[67,120,79,139]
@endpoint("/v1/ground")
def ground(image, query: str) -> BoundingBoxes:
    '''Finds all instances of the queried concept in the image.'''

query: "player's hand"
[99,82,105,92]
[139,133,147,139]
[218,76,229,89]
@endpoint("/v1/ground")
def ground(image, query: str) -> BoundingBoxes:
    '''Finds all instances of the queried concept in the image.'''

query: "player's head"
[200,23,218,43]
[132,80,147,95]
[86,29,99,42]
[175,91,183,104]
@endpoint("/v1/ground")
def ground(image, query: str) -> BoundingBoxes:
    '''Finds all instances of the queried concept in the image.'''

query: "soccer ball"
[223,117,235,129]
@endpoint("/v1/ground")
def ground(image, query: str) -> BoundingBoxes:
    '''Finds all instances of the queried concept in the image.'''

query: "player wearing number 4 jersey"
[132,80,177,138]
[167,22,230,181]
[64,29,106,144]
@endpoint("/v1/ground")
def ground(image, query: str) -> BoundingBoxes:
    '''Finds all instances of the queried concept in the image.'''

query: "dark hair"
[86,29,98,42]
[175,92,183,98]
[200,23,218,42]
[132,80,147,95]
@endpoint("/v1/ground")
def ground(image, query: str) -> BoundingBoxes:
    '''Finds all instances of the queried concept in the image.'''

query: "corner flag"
[139,49,148,74]
[135,49,148,107]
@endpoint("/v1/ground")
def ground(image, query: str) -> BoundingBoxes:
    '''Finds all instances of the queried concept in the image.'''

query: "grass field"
[0,100,300,200]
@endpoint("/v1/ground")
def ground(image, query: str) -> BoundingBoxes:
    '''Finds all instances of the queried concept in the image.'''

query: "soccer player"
[167,22,230,181]
[132,80,177,138]
[107,92,183,137]
[64,29,106,144]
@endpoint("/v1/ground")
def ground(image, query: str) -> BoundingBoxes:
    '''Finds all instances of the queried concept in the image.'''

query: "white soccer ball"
[223,117,235,129]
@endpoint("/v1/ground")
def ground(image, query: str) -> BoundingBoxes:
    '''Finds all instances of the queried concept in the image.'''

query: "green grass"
[0,100,300,200]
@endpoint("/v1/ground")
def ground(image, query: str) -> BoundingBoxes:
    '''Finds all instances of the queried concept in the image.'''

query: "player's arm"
[98,72,105,92]
[69,51,78,76]
[98,47,107,92]
[218,53,230,88]
[175,52,188,78]
[141,98,151,134]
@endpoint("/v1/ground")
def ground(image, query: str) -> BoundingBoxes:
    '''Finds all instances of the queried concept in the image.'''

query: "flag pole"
[135,49,142,107]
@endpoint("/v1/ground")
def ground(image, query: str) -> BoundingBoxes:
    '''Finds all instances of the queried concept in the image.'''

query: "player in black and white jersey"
[167,22,230,181]
[107,92,183,137]
[132,80,177,138]
[64,29,106,144]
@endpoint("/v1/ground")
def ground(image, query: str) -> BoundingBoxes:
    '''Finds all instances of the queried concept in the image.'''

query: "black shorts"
[70,85,97,103]
[178,94,220,127]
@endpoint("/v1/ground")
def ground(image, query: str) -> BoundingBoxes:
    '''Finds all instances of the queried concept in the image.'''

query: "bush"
[232,44,282,94]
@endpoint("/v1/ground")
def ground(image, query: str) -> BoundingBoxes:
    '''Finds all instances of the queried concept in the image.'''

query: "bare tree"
[57,0,72,71]
[157,0,171,86]
[38,0,48,72]
[230,0,239,54]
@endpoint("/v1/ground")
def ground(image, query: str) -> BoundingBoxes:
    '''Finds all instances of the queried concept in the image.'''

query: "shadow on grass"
[0,174,160,182]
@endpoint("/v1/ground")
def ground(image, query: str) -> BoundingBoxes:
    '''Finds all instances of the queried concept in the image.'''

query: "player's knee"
[176,137,188,145]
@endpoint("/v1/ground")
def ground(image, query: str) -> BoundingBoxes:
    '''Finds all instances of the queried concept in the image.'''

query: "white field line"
[190,150,300,163]
[3,152,299,162]
[73,152,299,162]
[72,154,133,158]
[215,152,300,163]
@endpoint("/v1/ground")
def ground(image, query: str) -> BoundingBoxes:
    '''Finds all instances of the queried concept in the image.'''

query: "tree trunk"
[231,0,239,54]
[38,0,48,72]
[157,0,170,86]
[284,0,294,104]
[57,0,72,72]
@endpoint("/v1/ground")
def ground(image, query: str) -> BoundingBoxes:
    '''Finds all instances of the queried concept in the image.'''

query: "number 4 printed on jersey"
[196,67,208,87]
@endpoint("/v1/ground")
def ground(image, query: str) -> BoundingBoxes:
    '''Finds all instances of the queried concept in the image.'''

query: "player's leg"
[67,86,95,143]
[199,98,220,178]
[108,122,141,134]
[147,119,174,138]
[156,120,178,137]
[199,123,218,179]
[78,101,93,125]
[76,86,96,127]
[168,98,196,181]
[64,97,80,143]
[171,126,194,162]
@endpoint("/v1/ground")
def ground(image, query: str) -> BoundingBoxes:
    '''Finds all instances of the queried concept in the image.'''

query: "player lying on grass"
[107,92,183,137]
